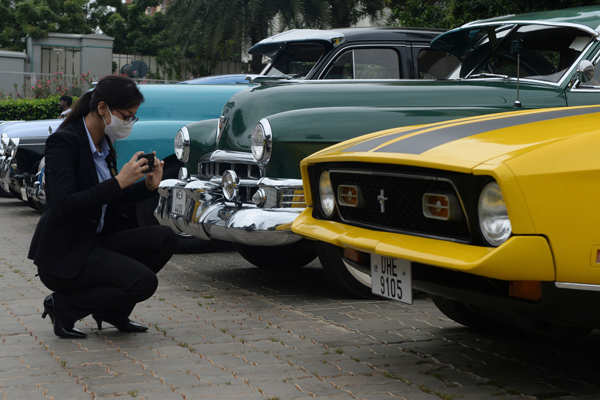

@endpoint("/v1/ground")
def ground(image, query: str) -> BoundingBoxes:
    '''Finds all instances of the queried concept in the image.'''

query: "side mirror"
[577,60,595,83]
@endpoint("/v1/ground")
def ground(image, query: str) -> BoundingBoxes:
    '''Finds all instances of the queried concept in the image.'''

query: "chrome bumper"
[24,172,45,206]
[154,177,304,246]
[0,155,14,194]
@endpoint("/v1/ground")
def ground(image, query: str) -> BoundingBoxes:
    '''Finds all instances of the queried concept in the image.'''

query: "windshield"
[264,42,327,78]
[461,24,593,83]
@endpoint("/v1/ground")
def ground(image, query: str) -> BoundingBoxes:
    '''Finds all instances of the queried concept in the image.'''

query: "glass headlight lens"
[478,182,512,246]
[174,127,190,163]
[222,170,239,201]
[251,119,272,164]
[319,171,335,218]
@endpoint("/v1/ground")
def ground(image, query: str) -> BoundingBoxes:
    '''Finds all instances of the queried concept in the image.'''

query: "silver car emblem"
[377,189,388,213]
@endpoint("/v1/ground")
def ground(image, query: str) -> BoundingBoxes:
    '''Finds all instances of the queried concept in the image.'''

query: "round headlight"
[174,126,190,163]
[478,182,512,246]
[319,171,335,218]
[251,119,272,165]
[222,170,239,202]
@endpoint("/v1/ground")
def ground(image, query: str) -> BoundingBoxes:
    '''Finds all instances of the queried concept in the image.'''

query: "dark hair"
[61,75,144,126]
[59,95,72,106]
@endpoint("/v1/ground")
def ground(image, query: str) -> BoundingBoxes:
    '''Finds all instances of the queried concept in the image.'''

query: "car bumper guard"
[155,177,304,246]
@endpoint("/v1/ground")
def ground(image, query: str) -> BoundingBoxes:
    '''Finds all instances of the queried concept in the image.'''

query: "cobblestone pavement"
[1,197,600,400]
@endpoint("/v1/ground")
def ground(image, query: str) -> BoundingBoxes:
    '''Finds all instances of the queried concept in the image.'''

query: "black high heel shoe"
[92,314,148,333]
[41,294,87,339]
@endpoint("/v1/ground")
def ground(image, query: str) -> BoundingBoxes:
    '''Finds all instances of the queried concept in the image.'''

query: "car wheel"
[316,242,380,299]
[235,240,317,270]
[431,296,491,329]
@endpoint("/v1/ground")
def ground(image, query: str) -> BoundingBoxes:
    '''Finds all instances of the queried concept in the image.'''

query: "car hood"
[307,105,600,172]
[218,79,565,153]
[0,119,61,137]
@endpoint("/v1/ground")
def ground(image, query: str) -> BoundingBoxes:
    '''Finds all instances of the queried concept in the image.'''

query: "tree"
[386,0,600,29]
[159,0,388,78]
[0,0,91,51]
[329,0,386,27]
[89,0,167,55]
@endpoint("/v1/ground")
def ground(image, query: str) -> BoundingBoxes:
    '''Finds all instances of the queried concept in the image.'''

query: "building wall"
[27,33,114,80]
[0,50,26,97]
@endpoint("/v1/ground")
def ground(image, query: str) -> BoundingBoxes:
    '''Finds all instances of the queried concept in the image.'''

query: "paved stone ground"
[1,197,600,400]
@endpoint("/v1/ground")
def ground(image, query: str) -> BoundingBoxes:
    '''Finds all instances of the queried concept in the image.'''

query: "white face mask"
[103,109,135,142]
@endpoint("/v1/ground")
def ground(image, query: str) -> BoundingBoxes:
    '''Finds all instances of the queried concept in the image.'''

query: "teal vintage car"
[156,6,600,294]
[6,84,247,217]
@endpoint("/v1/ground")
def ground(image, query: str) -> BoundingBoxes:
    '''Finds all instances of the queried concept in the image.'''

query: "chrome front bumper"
[0,155,14,194]
[154,176,305,246]
[24,172,45,206]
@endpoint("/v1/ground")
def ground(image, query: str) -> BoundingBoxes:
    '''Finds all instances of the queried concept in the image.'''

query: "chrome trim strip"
[328,168,472,238]
[258,177,303,188]
[208,150,257,164]
[555,282,600,292]
[216,116,224,146]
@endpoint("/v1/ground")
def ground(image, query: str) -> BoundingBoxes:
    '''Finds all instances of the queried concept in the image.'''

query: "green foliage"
[386,0,600,29]
[0,0,388,79]
[90,0,167,55]
[159,0,387,77]
[0,96,72,120]
[0,0,91,51]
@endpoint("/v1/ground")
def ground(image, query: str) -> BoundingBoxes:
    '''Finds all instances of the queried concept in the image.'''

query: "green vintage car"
[156,7,600,294]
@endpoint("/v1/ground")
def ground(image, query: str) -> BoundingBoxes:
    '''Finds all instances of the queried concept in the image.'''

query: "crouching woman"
[28,75,176,338]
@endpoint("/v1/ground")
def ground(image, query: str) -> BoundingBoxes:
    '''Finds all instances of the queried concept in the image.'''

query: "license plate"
[171,188,186,216]
[371,255,412,303]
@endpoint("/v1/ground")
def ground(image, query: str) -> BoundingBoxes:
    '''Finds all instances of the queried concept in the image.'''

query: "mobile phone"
[137,153,155,172]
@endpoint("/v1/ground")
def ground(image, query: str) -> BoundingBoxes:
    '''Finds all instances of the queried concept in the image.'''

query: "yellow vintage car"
[292,105,600,334]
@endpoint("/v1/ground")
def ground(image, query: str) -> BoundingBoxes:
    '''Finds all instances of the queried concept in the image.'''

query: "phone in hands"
[137,153,155,172]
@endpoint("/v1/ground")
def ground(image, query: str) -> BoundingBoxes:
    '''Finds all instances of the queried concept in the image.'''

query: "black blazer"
[28,118,152,279]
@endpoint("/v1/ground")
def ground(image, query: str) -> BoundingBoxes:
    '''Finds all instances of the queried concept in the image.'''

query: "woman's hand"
[115,151,148,189]
[144,151,164,191]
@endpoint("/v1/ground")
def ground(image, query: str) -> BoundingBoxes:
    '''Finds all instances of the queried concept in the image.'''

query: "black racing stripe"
[375,107,600,154]
[342,126,425,152]
[342,112,502,153]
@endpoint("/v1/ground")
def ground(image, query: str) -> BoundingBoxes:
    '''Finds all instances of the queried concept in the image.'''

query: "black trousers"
[39,225,176,326]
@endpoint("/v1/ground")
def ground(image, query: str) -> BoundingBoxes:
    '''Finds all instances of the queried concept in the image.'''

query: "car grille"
[198,161,261,180]
[279,188,306,208]
[198,161,261,204]
[327,169,470,242]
